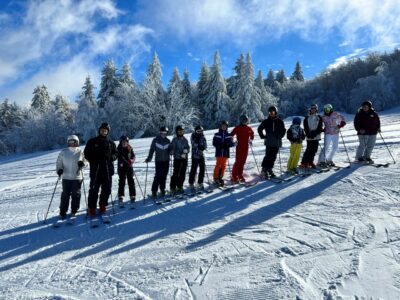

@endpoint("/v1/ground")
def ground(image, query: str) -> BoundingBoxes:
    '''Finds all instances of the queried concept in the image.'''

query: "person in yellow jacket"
[286,117,306,174]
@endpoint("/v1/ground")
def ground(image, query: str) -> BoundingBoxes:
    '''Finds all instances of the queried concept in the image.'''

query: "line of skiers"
[55,100,381,220]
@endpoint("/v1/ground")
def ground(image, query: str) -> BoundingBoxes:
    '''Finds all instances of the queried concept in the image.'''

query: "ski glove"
[248,139,253,145]
[57,169,63,176]
[78,161,84,168]
[183,149,189,154]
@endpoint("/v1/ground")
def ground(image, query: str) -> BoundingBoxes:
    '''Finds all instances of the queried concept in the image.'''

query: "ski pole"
[204,155,212,185]
[250,144,261,176]
[133,168,145,200]
[379,131,396,164]
[318,139,328,165]
[80,169,88,215]
[105,162,115,215]
[43,176,61,224]
[339,129,351,167]
[278,147,283,176]
[144,162,148,204]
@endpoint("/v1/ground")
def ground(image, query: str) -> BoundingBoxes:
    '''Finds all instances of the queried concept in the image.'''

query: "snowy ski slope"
[0,108,399,299]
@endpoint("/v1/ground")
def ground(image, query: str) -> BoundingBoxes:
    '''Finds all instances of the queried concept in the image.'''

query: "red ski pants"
[232,146,249,180]
[213,157,228,180]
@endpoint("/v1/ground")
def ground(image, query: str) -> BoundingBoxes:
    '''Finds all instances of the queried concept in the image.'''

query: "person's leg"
[177,160,187,188]
[159,161,169,193]
[292,144,302,169]
[59,179,71,218]
[170,159,180,190]
[152,162,161,194]
[309,140,319,165]
[265,147,278,169]
[118,169,127,198]
[318,136,328,163]
[219,157,228,178]
[236,147,248,180]
[365,135,377,159]
[70,179,82,214]
[355,135,366,160]
[214,157,223,180]
[301,140,312,164]
[326,134,339,162]
[126,168,136,198]
[189,158,199,185]
[198,158,205,184]
[88,173,101,212]
[99,174,112,209]
[287,144,295,171]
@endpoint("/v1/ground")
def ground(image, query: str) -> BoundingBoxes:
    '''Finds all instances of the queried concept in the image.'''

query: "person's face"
[310,107,317,114]
[121,140,128,147]
[362,105,369,112]
[196,129,203,135]
[269,110,276,117]
[99,128,108,136]
[221,124,228,131]
[177,129,184,136]
[160,132,167,138]
[68,140,77,147]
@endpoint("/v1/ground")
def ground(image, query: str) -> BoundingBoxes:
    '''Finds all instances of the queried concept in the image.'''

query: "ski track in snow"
[0,109,400,299]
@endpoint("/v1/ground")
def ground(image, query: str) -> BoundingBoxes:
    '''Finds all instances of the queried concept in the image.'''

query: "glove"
[77,161,84,168]
[339,121,346,128]
[145,158,150,163]
[198,145,205,151]
[127,159,133,167]
[57,169,63,176]
[248,139,253,145]
[377,128,381,133]
[359,129,366,134]
[183,149,189,154]
[181,154,187,159]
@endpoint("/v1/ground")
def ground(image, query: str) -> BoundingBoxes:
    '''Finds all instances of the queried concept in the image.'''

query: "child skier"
[188,125,207,191]
[145,126,171,199]
[257,106,286,178]
[230,115,254,183]
[213,120,234,186]
[354,100,381,163]
[300,104,323,169]
[318,104,346,167]
[56,135,86,221]
[170,125,190,195]
[286,117,306,174]
[117,136,136,207]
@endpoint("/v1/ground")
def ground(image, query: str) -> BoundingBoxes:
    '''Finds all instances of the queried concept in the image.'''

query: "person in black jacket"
[117,136,136,206]
[300,104,323,168]
[84,122,117,217]
[257,106,286,178]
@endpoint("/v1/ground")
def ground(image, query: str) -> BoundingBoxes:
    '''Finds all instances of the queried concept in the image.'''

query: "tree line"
[1,49,400,155]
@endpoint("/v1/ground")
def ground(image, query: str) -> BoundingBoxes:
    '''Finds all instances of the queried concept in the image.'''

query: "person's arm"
[56,151,64,174]
[257,121,266,139]
[303,116,310,136]
[146,139,156,162]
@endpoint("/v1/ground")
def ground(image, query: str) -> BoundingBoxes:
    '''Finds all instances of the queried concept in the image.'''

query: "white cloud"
[327,48,367,70]
[0,0,153,105]
[136,0,400,50]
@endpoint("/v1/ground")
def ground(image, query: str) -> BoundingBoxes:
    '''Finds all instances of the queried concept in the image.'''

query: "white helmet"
[67,135,79,146]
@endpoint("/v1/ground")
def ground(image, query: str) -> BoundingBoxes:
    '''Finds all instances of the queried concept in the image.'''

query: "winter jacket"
[84,135,117,177]
[354,108,380,135]
[287,125,306,144]
[213,129,234,158]
[231,124,254,149]
[191,133,207,159]
[171,136,190,160]
[117,143,135,171]
[56,147,87,180]
[322,111,346,135]
[304,114,323,140]
[257,116,286,148]
[146,135,171,162]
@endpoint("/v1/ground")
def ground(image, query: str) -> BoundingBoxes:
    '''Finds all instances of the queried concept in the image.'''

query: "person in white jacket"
[56,135,86,220]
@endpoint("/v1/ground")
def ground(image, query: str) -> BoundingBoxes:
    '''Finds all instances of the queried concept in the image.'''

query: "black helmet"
[159,126,168,133]
[194,125,203,132]
[239,114,249,124]
[99,122,110,134]
[292,117,301,125]
[361,100,372,108]
[220,120,229,127]
[119,135,129,142]
[268,106,278,113]
[175,125,184,133]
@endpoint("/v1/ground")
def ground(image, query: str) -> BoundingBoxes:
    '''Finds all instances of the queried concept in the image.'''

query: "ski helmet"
[323,104,333,114]
[175,125,184,133]
[292,117,301,125]
[220,120,229,127]
[99,122,110,133]
[310,104,318,111]
[239,114,249,124]
[268,106,278,113]
[119,135,129,142]
[361,100,372,108]
[195,125,204,133]
[159,126,169,133]
[67,135,79,146]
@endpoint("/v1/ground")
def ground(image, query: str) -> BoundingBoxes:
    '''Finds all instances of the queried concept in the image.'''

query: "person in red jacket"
[231,115,254,183]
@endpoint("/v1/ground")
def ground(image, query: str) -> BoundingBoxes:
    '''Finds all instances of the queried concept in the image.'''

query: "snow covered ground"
[0,108,399,299]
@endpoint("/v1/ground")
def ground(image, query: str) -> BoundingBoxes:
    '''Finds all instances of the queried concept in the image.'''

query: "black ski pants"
[60,179,82,216]
[118,167,136,197]
[170,159,188,190]
[189,157,205,185]
[88,169,112,209]
[301,140,319,164]
[261,146,279,170]
[152,161,169,193]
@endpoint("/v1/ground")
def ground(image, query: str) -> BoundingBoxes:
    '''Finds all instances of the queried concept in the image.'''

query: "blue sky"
[1,0,400,106]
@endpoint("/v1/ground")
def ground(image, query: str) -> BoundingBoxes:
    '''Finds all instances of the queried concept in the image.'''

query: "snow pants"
[232,145,249,180]
[213,157,228,180]
[318,134,339,163]
[88,169,112,210]
[170,159,187,190]
[261,146,279,170]
[189,157,205,185]
[287,143,302,171]
[355,135,377,160]
[60,179,82,216]
[152,161,169,193]
[301,140,319,164]
[118,167,136,198]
